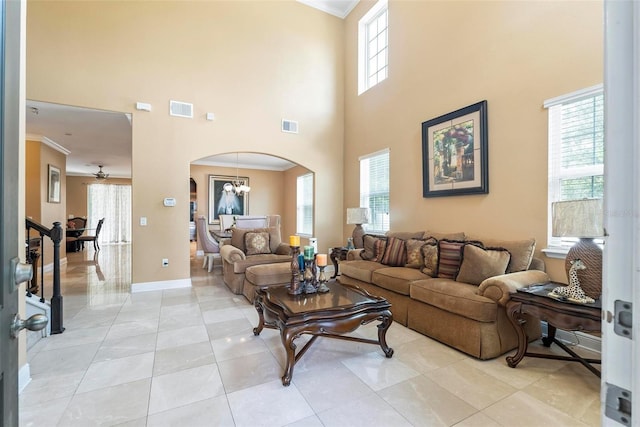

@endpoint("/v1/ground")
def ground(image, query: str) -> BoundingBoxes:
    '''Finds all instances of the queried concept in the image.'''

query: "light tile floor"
[20,244,601,426]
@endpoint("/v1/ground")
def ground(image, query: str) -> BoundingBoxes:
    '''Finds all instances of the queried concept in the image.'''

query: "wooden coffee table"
[253,281,394,386]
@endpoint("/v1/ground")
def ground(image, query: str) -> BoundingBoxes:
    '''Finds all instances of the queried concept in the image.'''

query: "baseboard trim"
[130,278,192,293]
[541,322,601,354]
[18,363,31,394]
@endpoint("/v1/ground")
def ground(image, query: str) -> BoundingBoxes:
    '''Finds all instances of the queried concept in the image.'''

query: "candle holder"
[317,265,329,293]
[288,246,303,295]
[303,258,317,294]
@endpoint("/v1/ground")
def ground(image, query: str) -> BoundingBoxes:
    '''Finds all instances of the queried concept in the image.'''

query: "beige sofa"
[219,215,291,294]
[338,231,548,360]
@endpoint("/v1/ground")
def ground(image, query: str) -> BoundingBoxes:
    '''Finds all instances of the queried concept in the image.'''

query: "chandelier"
[230,153,250,195]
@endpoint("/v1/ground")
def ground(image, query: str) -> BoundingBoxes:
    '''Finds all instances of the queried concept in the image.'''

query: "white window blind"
[546,85,604,248]
[358,0,388,95]
[360,149,389,233]
[296,173,313,235]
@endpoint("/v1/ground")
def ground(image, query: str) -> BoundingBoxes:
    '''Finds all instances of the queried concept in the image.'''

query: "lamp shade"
[346,207,370,225]
[552,199,603,238]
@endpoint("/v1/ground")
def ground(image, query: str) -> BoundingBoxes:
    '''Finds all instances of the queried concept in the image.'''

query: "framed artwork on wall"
[208,174,249,224]
[422,100,489,197]
[48,164,61,203]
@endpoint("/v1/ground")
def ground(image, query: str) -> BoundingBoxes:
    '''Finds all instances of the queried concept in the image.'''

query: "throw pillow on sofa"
[361,234,387,261]
[456,244,511,285]
[381,236,407,266]
[405,237,437,269]
[420,240,439,277]
[244,231,271,255]
[436,239,483,279]
[465,236,535,273]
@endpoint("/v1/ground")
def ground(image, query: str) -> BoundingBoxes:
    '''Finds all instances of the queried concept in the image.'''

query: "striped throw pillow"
[381,236,407,266]
[436,240,466,279]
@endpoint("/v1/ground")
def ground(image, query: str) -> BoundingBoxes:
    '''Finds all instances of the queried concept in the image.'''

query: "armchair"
[219,215,291,294]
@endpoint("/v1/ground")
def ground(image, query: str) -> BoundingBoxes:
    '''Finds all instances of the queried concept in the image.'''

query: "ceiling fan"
[93,165,110,180]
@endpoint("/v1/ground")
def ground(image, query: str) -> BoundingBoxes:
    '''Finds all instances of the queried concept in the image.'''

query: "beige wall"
[344,0,603,283]
[26,1,345,287]
[25,139,68,262]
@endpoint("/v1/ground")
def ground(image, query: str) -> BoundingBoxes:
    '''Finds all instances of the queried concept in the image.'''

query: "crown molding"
[25,133,71,156]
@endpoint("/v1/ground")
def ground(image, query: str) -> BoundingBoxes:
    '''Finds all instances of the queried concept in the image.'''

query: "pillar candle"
[289,235,300,246]
[298,254,305,270]
[316,254,327,266]
[303,246,314,260]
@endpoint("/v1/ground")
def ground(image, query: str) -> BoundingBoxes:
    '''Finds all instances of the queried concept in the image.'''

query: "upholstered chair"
[197,216,220,272]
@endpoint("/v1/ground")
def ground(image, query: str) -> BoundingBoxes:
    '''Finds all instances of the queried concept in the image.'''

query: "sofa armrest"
[275,243,292,256]
[220,244,246,263]
[346,249,363,261]
[477,270,551,306]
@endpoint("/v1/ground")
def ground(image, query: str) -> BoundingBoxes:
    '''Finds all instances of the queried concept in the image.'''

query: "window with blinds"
[358,0,388,95]
[546,84,604,247]
[360,149,390,233]
[296,173,313,236]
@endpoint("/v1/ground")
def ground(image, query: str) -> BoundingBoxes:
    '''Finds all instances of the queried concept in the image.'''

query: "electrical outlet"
[162,258,169,267]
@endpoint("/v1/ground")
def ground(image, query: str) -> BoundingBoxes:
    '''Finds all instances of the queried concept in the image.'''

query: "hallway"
[19,244,601,426]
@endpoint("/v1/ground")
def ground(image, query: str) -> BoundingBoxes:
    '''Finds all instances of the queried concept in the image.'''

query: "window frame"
[359,149,390,234]
[296,172,313,236]
[544,84,604,258]
[357,0,389,95]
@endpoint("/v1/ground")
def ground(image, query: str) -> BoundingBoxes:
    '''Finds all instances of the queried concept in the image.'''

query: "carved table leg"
[253,296,265,336]
[377,310,394,358]
[280,329,298,386]
[505,300,527,368]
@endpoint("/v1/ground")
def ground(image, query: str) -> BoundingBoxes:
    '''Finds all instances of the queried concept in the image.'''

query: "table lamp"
[346,207,370,249]
[552,199,604,299]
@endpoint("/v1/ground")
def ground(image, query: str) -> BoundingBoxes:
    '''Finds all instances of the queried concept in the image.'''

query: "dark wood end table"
[253,281,393,386]
[505,282,601,377]
[329,247,349,278]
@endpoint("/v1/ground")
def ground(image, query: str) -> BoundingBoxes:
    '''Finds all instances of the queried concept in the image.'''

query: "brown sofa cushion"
[245,232,271,255]
[385,231,425,240]
[410,278,497,322]
[466,236,536,273]
[424,230,465,241]
[339,260,386,283]
[372,267,430,295]
[245,262,291,286]
[231,254,291,273]
[381,236,407,266]
[456,244,511,285]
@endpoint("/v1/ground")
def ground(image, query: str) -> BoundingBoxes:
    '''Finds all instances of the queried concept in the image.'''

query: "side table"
[505,282,601,377]
[329,247,349,279]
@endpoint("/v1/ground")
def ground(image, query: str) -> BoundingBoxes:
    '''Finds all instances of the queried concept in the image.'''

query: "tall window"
[87,184,132,244]
[358,0,388,95]
[360,149,389,233]
[296,173,313,236]
[546,85,604,248]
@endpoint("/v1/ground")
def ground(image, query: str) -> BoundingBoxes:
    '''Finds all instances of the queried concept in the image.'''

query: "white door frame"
[602,1,639,425]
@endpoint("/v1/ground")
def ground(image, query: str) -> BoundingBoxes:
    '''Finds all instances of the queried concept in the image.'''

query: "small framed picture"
[48,164,61,203]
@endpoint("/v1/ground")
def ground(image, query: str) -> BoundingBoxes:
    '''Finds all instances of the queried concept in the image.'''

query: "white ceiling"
[24,1,357,177]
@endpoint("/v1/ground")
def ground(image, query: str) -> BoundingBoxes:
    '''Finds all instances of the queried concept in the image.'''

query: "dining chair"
[79,218,104,251]
[197,215,220,272]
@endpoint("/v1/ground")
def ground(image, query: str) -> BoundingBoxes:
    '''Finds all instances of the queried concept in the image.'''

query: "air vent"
[169,100,193,118]
[281,119,299,134]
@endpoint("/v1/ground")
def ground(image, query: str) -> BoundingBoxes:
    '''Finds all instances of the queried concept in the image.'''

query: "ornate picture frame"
[48,164,61,203]
[208,174,249,224]
[422,100,489,197]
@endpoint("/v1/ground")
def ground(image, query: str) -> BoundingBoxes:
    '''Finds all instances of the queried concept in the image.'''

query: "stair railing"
[25,218,65,334]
